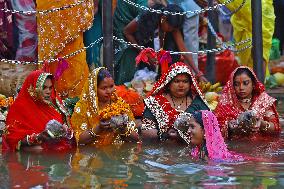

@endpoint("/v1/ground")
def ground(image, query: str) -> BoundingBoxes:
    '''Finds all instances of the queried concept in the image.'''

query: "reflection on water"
[1,133,284,188]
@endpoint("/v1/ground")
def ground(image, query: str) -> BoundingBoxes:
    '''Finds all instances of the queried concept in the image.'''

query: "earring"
[161,18,165,24]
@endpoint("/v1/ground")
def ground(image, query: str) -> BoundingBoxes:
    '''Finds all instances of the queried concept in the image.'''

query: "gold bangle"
[260,121,270,132]
[120,121,136,137]
[88,129,99,138]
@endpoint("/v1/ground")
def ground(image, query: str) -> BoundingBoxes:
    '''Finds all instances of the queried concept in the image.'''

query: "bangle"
[260,121,271,132]
[26,133,41,145]
[88,129,99,138]
[46,129,55,138]
[120,121,137,137]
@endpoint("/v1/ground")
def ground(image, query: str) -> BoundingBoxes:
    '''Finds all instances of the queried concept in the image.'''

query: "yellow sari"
[37,0,94,97]
[71,67,136,146]
[220,0,274,73]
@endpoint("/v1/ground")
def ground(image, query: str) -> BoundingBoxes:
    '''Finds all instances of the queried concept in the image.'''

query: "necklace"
[170,94,187,110]
[239,98,251,103]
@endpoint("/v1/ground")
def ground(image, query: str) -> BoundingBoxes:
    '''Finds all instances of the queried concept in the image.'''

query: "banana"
[209,82,221,92]
[215,86,223,93]
[198,81,206,92]
[203,82,211,92]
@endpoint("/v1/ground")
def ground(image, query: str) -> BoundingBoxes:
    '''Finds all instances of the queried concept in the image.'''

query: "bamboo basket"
[0,61,37,96]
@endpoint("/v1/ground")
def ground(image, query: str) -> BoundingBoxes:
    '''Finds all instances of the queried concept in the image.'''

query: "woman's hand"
[45,119,66,138]
[37,130,54,142]
[228,119,239,130]
[92,119,113,134]
[110,114,129,134]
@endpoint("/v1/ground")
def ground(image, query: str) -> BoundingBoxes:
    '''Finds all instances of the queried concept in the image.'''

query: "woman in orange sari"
[215,66,281,139]
[71,67,139,147]
[2,70,75,152]
[36,0,94,98]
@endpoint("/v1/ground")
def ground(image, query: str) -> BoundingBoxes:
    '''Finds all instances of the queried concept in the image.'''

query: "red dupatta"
[2,70,72,152]
[214,66,281,138]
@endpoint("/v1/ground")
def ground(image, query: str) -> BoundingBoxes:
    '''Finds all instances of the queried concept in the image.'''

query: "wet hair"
[135,3,185,45]
[97,68,112,85]
[233,68,256,85]
[192,111,204,129]
[192,111,208,158]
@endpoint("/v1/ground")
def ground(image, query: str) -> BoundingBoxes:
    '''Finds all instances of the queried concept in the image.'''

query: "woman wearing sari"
[189,110,243,161]
[218,0,274,75]
[71,67,139,147]
[140,62,209,142]
[113,0,164,85]
[115,3,207,85]
[2,70,75,152]
[37,0,94,98]
[215,66,281,139]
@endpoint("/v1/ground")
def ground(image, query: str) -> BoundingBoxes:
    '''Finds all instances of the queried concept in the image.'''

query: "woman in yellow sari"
[36,0,94,98]
[218,0,274,75]
[71,67,139,147]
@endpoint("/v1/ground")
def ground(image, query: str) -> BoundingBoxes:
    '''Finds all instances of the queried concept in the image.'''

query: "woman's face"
[97,77,115,103]
[42,78,53,101]
[187,117,204,145]
[169,74,191,98]
[233,73,254,99]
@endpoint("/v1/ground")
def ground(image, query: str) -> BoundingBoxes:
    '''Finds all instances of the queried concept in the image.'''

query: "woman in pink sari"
[188,110,243,161]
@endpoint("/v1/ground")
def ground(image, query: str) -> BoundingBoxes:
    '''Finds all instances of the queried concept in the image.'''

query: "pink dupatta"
[191,110,243,161]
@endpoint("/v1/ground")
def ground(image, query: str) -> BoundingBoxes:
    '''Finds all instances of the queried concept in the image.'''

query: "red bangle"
[27,133,41,145]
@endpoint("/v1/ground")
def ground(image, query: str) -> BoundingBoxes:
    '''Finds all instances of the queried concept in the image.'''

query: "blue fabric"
[167,0,200,18]
[83,5,103,68]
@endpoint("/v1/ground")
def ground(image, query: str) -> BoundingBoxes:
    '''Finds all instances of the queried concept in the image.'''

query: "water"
[1,134,284,189]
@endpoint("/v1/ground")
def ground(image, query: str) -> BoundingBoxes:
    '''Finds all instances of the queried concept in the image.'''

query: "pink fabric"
[191,110,244,161]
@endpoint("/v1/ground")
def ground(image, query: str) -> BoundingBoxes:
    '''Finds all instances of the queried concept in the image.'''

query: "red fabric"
[2,70,74,152]
[157,49,171,76]
[135,48,156,66]
[154,94,179,127]
[135,48,172,76]
[214,66,281,138]
[198,50,239,85]
[149,62,202,97]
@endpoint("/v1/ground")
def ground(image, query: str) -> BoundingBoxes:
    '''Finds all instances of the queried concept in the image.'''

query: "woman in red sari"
[2,70,75,152]
[215,66,281,139]
[140,62,209,143]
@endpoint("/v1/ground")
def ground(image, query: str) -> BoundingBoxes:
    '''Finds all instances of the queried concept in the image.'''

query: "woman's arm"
[172,30,208,82]
[260,106,281,134]
[123,19,139,45]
